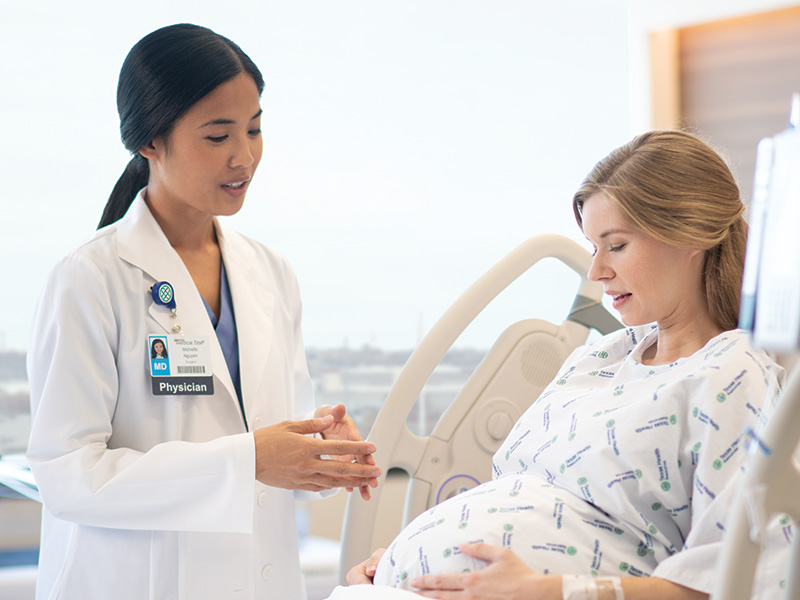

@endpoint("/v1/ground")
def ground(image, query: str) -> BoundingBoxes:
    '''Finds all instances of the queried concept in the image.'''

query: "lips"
[221,176,251,196]
[222,176,250,188]
[608,292,632,310]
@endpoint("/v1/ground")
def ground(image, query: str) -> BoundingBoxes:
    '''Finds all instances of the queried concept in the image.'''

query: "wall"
[627,0,800,132]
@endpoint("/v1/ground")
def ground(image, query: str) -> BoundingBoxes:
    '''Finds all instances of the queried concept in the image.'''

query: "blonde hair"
[573,130,746,332]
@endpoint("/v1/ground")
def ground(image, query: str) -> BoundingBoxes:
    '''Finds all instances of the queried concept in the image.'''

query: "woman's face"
[581,192,705,328]
[141,71,263,220]
[153,341,164,355]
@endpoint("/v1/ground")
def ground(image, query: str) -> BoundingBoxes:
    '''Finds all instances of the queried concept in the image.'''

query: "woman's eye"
[610,244,626,252]
[206,135,228,143]
[248,128,261,137]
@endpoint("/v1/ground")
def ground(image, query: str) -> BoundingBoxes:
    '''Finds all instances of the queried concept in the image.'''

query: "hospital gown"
[373,325,789,596]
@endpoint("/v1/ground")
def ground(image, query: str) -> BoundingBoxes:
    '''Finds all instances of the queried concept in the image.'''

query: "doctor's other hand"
[254,415,380,494]
[346,548,386,585]
[410,542,560,600]
[315,404,379,500]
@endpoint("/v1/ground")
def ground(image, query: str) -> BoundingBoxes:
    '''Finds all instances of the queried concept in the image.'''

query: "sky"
[0,0,630,352]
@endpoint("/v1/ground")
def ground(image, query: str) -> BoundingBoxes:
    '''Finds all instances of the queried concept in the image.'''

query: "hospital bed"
[339,233,623,578]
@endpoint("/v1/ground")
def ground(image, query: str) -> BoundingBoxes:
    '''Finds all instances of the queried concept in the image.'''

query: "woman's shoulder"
[700,329,779,369]
[696,329,785,385]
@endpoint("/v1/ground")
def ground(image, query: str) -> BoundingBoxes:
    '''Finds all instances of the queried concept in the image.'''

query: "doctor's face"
[142,72,263,220]
[581,192,705,329]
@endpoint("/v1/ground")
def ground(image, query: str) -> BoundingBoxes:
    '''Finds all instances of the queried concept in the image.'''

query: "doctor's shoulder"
[228,229,304,299]
[37,225,130,305]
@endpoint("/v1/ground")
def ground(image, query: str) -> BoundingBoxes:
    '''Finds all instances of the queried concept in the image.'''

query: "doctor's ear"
[138,138,164,162]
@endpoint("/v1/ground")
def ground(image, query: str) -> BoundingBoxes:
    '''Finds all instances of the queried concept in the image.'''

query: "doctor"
[26,24,379,600]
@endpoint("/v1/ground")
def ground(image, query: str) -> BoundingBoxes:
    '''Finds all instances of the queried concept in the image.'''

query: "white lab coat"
[27,191,322,599]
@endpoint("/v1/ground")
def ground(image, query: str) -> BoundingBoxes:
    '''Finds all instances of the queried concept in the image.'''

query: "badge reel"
[151,281,183,333]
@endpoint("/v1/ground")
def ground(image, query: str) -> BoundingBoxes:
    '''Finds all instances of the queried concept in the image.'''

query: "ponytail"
[704,216,748,332]
[97,154,149,229]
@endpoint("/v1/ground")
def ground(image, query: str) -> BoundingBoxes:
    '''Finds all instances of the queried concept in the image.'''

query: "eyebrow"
[199,109,262,129]
[584,228,629,244]
[597,228,627,239]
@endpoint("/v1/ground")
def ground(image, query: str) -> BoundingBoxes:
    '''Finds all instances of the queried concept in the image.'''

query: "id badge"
[148,335,214,395]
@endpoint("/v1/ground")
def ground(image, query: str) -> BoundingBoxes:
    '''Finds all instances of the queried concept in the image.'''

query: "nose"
[587,252,612,282]
[230,135,257,169]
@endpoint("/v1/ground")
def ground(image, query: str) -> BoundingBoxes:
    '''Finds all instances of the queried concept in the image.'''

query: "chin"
[218,199,246,216]
[617,313,648,328]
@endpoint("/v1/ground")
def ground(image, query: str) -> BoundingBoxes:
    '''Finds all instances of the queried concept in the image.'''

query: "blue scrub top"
[201,260,245,427]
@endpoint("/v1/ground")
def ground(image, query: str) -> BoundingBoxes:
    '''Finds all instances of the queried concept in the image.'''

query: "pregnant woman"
[341,130,789,600]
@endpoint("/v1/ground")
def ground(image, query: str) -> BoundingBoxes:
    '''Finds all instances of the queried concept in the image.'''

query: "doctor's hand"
[410,542,560,600]
[254,415,380,494]
[315,404,379,500]
[346,548,386,585]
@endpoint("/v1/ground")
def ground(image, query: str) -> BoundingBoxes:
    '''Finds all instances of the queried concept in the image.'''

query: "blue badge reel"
[152,281,177,312]
[151,281,183,333]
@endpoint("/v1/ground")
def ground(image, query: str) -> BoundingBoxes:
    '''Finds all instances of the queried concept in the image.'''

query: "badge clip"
[150,281,183,333]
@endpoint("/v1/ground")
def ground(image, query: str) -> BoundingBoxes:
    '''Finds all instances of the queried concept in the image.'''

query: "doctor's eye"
[248,128,262,137]
[206,135,228,143]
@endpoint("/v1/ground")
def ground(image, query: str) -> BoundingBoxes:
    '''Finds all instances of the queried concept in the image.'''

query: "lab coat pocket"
[179,530,251,599]
[148,530,179,599]
[51,526,151,600]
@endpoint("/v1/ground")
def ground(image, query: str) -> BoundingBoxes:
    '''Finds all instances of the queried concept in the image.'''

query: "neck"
[642,317,725,365]
[144,188,217,252]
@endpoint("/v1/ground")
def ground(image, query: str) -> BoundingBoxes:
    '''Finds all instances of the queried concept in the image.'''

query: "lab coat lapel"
[217,226,275,428]
[114,192,242,424]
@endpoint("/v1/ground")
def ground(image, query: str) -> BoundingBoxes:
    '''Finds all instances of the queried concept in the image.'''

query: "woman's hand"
[315,404,379,500]
[346,548,386,585]
[410,543,560,599]
[254,412,380,493]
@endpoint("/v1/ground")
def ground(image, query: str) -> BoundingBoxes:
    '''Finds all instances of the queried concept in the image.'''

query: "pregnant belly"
[374,473,660,589]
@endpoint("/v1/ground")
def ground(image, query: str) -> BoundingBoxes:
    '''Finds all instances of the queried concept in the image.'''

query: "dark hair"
[572,130,746,331]
[150,338,168,359]
[98,24,264,229]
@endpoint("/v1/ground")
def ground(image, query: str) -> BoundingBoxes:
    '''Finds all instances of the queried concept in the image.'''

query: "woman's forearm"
[619,576,708,600]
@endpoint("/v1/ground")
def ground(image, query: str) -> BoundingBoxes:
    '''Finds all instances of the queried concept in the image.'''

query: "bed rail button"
[487,411,514,441]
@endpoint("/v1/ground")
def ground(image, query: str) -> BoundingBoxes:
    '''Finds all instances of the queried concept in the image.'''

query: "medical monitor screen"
[739,124,800,353]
